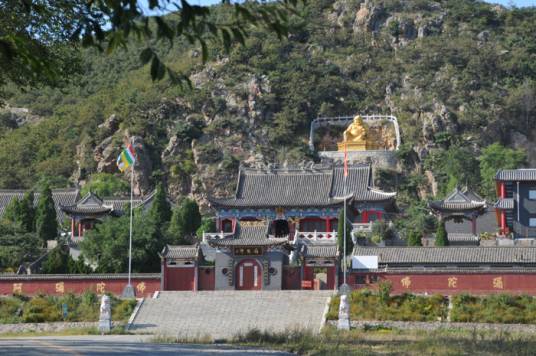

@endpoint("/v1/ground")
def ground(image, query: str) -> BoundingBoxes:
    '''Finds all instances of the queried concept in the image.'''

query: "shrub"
[378,281,392,304]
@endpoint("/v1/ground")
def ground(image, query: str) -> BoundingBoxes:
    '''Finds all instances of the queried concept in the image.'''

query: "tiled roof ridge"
[240,162,371,175]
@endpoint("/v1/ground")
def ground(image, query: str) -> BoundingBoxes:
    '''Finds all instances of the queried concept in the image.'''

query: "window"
[530,190,536,200]
[355,275,366,284]
[530,218,536,227]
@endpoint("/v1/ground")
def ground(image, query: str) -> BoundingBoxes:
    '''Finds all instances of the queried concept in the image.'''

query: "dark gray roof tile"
[496,169,536,181]
[352,246,536,265]
[162,245,199,259]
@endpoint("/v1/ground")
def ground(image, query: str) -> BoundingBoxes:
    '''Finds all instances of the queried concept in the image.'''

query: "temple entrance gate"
[235,259,262,290]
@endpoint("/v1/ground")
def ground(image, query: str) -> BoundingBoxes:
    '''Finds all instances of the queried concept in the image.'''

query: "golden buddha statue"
[337,115,368,151]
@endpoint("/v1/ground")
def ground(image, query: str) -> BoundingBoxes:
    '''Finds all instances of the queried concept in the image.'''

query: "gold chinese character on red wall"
[448,277,458,288]
[12,283,22,294]
[401,276,411,289]
[96,282,106,294]
[136,282,146,294]
[55,282,65,294]
[493,277,504,289]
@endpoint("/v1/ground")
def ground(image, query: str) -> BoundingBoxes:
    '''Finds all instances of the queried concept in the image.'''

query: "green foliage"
[328,290,448,322]
[168,198,202,244]
[434,221,448,246]
[41,245,91,274]
[479,143,527,199]
[80,173,129,197]
[35,185,58,246]
[196,217,217,237]
[0,293,134,324]
[81,212,165,273]
[378,281,392,304]
[337,208,353,255]
[406,229,422,246]
[0,228,41,271]
[371,220,397,243]
[450,294,536,324]
[149,182,172,226]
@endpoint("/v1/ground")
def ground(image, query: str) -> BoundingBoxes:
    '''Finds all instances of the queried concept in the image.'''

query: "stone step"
[130,291,333,340]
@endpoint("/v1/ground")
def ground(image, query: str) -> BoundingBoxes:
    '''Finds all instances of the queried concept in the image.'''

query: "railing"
[513,221,536,238]
[352,223,372,233]
[294,231,337,244]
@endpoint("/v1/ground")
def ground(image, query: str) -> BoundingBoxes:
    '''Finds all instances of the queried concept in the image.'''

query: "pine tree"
[407,229,422,246]
[2,196,22,226]
[149,182,172,225]
[337,208,353,255]
[35,185,58,246]
[435,221,449,246]
[19,191,35,232]
[168,198,202,244]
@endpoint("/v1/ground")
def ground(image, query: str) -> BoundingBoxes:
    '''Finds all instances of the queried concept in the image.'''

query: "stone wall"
[319,150,397,170]
[326,320,536,333]
[0,321,122,334]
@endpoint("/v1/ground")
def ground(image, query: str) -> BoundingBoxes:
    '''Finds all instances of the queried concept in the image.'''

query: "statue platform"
[337,142,367,151]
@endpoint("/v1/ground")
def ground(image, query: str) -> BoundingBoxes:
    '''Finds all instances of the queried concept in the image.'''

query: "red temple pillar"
[501,211,506,234]
[471,217,477,235]
[71,219,75,239]
[325,217,331,232]
[78,222,82,237]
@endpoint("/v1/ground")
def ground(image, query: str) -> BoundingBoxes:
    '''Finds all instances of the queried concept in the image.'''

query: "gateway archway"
[235,259,262,290]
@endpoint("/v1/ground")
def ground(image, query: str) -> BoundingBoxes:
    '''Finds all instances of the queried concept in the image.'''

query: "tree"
[435,221,448,247]
[168,198,201,244]
[149,182,172,226]
[337,208,353,255]
[19,191,36,232]
[196,217,216,238]
[0,228,41,272]
[1,0,303,96]
[479,143,527,199]
[3,191,35,232]
[35,185,58,246]
[41,245,69,274]
[406,229,422,246]
[81,173,129,197]
[81,212,165,273]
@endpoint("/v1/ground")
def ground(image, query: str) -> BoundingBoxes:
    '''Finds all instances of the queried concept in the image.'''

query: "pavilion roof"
[161,245,199,259]
[303,245,338,258]
[209,163,395,209]
[429,187,487,212]
[206,222,289,248]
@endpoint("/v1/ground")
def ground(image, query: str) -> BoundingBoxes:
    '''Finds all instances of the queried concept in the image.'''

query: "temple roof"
[303,245,338,258]
[496,169,536,181]
[209,164,395,209]
[352,246,536,265]
[429,187,487,212]
[495,198,514,210]
[161,245,199,259]
[207,222,288,248]
[0,188,79,224]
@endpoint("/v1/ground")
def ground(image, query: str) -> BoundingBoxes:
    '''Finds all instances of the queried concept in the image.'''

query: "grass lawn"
[0,292,136,324]
[327,289,448,322]
[233,326,536,355]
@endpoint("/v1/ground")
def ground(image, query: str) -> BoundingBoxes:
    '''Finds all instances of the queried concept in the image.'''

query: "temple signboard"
[233,247,263,256]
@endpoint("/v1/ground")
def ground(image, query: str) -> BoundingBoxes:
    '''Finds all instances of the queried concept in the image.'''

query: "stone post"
[337,284,351,330]
[98,295,112,334]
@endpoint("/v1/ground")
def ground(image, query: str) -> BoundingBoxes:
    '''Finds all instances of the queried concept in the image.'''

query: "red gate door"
[236,259,262,290]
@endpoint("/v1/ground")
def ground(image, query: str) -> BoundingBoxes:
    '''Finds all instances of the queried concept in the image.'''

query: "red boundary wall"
[347,272,536,295]
[0,274,160,298]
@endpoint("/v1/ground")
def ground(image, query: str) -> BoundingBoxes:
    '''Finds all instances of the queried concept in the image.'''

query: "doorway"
[235,259,262,290]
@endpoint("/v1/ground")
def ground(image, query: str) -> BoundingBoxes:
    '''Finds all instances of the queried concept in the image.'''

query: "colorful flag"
[116,144,136,172]
[343,143,348,178]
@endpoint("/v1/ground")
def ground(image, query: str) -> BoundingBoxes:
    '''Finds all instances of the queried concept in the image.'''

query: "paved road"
[0,335,292,355]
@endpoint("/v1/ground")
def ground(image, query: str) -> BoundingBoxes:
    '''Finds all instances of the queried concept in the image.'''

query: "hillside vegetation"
[0,0,534,211]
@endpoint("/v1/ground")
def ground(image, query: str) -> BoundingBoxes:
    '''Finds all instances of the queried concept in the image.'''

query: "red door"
[236,259,262,290]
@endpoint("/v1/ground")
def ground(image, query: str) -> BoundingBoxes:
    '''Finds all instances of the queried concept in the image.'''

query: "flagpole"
[128,161,134,287]
[122,145,135,298]
[343,144,347,287]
